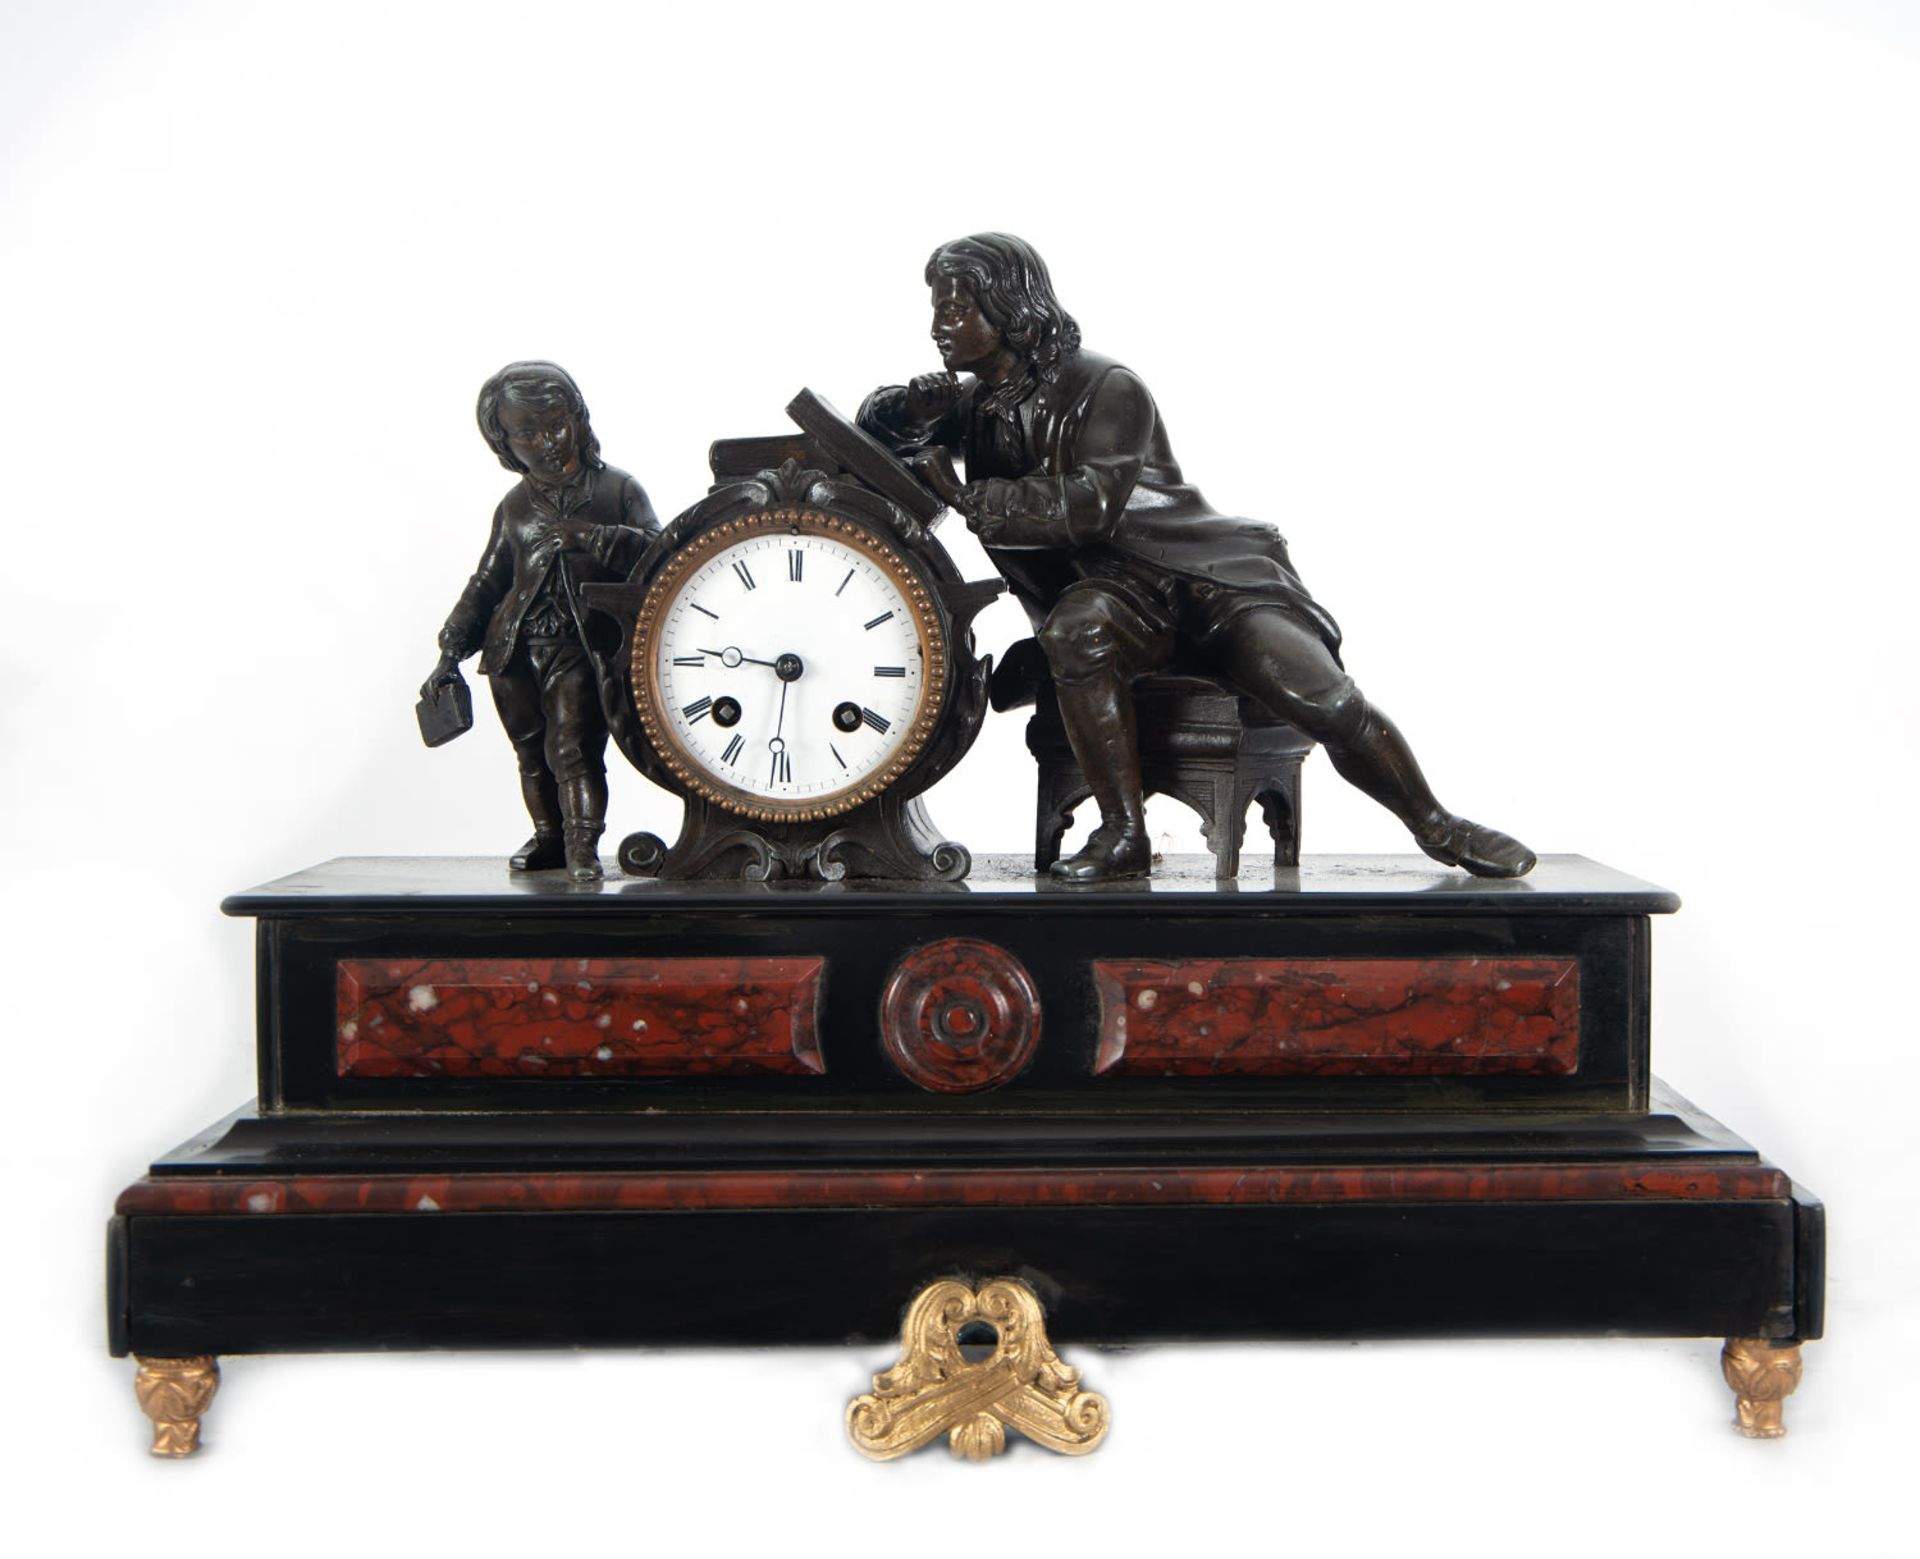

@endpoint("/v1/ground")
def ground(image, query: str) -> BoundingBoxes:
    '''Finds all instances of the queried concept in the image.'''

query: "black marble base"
[109,856,1821,1399]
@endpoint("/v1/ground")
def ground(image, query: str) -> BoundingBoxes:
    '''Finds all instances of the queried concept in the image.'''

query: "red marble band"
[1093,956,1580,1077]
[336,956,825,1078]
[117,1162,1788,1218]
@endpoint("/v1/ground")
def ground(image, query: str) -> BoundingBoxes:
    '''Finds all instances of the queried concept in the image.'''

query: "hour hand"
[696,646,775,669]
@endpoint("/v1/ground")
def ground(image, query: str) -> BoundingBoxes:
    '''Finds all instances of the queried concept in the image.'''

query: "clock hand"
[696,646,776,669]
[765,680,794,787]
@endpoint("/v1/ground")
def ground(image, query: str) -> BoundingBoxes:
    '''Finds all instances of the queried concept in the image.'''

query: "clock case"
[582,389,1004,883]
[106,408,1822,1455]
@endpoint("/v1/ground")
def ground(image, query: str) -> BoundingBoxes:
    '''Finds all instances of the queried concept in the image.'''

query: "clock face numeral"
[650,523,936,809]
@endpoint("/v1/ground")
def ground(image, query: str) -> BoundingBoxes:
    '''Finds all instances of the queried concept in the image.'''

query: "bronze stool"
[1022,672,1316,880]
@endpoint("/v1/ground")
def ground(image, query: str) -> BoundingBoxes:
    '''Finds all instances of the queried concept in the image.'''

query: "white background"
[4,1,1916,1551]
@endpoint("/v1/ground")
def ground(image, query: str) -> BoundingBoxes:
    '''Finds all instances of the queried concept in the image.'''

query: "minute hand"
[696,646,778,668]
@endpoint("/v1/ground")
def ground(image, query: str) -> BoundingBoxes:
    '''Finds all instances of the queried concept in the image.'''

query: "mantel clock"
[583,389,1002,881]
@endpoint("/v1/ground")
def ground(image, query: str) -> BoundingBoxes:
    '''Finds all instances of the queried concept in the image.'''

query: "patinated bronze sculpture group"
[422,237,1533,884]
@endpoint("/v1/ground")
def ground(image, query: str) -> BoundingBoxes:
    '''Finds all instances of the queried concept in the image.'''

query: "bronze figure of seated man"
[858,232,1533,884]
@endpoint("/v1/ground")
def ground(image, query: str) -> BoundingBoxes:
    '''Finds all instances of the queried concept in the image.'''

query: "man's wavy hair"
[926,234,1082,384]
[476,360,605,476]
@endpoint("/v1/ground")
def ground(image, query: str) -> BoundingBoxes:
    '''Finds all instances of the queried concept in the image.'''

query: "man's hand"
[905,448,966,507]
[903,371,961,426]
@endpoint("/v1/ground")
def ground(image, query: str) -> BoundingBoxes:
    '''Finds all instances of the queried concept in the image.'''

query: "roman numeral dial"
[635,510,947,820]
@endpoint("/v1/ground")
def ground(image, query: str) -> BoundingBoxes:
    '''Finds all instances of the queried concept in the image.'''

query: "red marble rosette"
[879,938,1041,1094]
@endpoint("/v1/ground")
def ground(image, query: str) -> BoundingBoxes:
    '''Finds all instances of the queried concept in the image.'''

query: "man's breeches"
[1036,581,1365,742]
[488,638,608,784]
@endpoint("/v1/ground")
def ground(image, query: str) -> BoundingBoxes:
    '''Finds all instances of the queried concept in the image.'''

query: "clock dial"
[633,510,948,821]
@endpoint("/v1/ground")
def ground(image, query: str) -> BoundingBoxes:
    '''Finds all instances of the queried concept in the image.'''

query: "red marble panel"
[118,1161,1790,1218]
[1092,957,1580,1077]
[335,956,825,1078]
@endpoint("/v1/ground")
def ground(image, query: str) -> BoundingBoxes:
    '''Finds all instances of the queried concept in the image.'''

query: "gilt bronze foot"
[848,1278,1110,1461]
[1721,1338,1803,1438]
[134,1355,220,1457]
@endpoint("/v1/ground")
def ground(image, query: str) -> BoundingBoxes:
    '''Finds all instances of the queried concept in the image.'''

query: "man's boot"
[509,770,565,871]
[1324,700,1535,879]
[1049,679,1152,882]
[560,774,607,883]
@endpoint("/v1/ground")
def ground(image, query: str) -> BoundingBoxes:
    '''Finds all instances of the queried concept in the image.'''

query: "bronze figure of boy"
[859,234,1533,882]
[421,361,659,881]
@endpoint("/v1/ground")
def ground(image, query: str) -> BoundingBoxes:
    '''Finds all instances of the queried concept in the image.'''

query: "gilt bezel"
[631,508,949,822]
